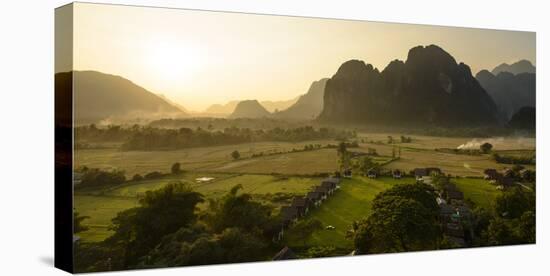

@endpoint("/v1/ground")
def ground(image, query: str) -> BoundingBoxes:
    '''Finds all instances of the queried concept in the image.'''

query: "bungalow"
[439,203,455,222]
[281,206,299,227]
[484,169,499,180]
[343,169,352,178]
[426,167,442,176]
[321,178,339,191]
[447,190,464,201]
[414,167,443,180]
[414,168,428,180]
[367,168,378,179]
[306,191,323,207]
[323,177,341,186]
[392,169,402,179]
[291,196,310,216]
[313,186,329,200]
[272,246,297,261]
[320,182,336,195]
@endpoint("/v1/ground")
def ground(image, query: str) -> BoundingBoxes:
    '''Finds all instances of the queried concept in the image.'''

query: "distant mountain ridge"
[274,78,328,120]
[228,100,271,119]
[318,45,499,126]
[491,60,535,75]
[476,70,535,119]
[56,71,186,124]
[204,98,298,116]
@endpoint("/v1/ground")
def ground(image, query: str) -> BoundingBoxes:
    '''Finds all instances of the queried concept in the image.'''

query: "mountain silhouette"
[228,100,271,119]
[508,106,535,130]
[274,78,328,120]
[476,70,535,119]
[491,60,535,75]
[318,45,498,126]
[56,71,186,124]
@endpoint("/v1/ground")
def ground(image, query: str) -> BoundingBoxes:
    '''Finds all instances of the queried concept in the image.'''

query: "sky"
[69,2,536,111]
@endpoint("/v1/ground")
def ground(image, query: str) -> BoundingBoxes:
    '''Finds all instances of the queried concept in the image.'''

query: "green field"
[453,177,500,210]
[75,173,322,242]
[285,176,415,250]
[74,133,532,243]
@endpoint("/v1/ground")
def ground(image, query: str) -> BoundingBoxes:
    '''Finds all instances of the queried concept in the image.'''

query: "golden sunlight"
[145,39,203,83]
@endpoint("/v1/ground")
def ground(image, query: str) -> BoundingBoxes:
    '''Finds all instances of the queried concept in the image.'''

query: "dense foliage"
[353,183,440,253]
[76,166,126,188]
[75,183,280,272]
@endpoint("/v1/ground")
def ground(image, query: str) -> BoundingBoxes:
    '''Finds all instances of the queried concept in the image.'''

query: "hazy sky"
[72,3,536,111]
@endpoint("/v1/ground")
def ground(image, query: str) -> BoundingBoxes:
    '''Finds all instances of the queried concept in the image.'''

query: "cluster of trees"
[119,126,355,151]
[492,153,536,165]
[351,183,441,253]
[76,166,126,188]
[475,187,536,246]
[75,183,282,272]
[349,177,536,255]
[76,124,135,142]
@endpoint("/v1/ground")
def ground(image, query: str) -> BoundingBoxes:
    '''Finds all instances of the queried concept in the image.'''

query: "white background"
[0,0,548,275]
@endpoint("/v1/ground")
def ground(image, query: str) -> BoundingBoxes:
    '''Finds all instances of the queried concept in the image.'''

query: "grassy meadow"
[74,132,533,243]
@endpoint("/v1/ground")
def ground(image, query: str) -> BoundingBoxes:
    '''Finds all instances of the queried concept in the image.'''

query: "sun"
[146,40,202,83]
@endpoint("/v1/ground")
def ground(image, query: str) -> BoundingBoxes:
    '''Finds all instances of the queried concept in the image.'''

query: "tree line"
[75,124,355,151]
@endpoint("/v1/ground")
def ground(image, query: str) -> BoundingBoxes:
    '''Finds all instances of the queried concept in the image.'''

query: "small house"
[426,167,442,176]
[484,169,499,180]
[281,206,299,227]
[367,168,378,179]
[313,186,329,200]
[306,192,323,207]
[392,169,402,179]
[291,197,310,216]
[414,168,428,180]
[343,169,352,178]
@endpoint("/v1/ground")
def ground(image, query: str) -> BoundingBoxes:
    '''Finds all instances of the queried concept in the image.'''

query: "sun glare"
[146,40,202,83]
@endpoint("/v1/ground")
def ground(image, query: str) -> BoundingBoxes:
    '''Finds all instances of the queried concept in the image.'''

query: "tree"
[74,210,90,234]
[517,211,536,243]
[358,156,375,173]
[171,162,182,174]
[354,184,440,253]
[231,150,240,160]
[336,142,349,170]
[495,187,535,219]
[480,142,493,153]
[107,181,203,266]
[204,185,274,235]
[291,219,323,246]
[487,218,518,245]
[132,174,143,182]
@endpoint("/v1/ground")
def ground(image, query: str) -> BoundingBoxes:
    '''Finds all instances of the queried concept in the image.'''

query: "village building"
[306,191,323,207]
[367,168,378,179]
[280,206,299,227]
[392,169,402,179]
[313,186,329,200]
[439,203,455,222]
[414,168,428,180]
[484,169,499,180]
[291,196,310,216]
[343,169,352,178]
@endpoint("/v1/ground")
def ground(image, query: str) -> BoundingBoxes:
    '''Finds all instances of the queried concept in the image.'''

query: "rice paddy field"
[74,133,533,243]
